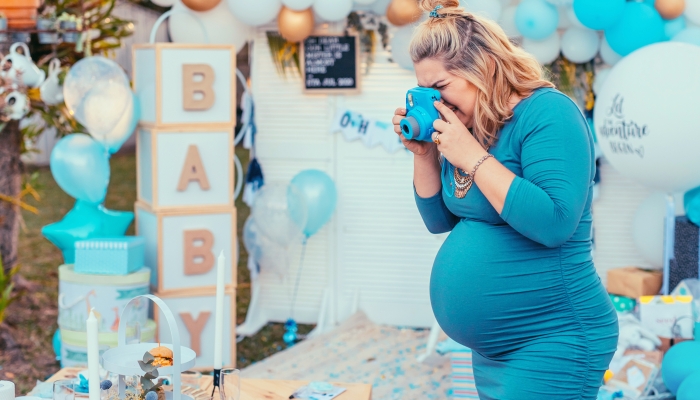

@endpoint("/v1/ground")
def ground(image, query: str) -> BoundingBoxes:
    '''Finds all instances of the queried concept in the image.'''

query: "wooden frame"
[135,125,236,212]
[132,43,238,129]
[134,201,237,296]
[300,34,361,95]
[153,287,237,368]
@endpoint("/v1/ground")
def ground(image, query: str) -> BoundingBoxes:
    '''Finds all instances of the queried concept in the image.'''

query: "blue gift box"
[74,237,145,275]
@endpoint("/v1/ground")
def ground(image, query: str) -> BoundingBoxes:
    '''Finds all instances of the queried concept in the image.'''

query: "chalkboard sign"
[301,35,360,94]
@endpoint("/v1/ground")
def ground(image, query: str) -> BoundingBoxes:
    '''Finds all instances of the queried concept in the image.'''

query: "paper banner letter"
[177,145,211,191]
[179,311,211,355]
[182,64,215,111]
[183,229,215,275]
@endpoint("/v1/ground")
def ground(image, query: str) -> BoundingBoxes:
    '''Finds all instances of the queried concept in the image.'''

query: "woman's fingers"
[433,118,450,134]
[395,107,406,116]
[433,101,461,125]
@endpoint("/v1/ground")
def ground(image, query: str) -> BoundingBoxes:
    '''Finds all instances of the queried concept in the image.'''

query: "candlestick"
[87,309,100,400]
[214,250,225,370]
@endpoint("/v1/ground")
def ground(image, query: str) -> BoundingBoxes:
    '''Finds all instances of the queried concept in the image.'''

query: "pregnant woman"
[392,1,619,399]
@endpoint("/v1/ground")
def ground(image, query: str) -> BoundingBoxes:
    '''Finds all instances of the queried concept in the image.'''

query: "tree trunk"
[0,120,22,273]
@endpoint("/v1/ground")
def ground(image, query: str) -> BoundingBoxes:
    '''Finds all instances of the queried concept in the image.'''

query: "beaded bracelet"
[469,153,494,178]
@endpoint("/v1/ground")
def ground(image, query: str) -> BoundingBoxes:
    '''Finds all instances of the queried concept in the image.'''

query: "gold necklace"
[453,146,490,199]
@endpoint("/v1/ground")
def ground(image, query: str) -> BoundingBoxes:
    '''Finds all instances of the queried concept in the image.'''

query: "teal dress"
[415,88,619,399]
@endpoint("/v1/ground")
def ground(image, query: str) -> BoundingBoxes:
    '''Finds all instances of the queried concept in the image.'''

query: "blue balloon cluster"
[573,0,666,57]
[515,0,558,40]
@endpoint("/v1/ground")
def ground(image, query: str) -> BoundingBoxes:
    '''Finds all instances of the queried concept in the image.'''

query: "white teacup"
[40,58,64,105]
[4,90,30,120]
[1,43,46,88]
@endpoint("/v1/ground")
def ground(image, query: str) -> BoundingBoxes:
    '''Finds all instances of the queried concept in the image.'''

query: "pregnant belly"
[430,220,593,356]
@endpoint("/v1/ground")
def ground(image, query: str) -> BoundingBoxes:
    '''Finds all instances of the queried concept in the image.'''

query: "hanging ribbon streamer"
[241,90,256,150]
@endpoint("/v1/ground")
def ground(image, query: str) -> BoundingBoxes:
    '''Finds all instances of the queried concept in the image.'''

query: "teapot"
[4,91,30,120]
[40,58,64,105]
[1,43,46,88]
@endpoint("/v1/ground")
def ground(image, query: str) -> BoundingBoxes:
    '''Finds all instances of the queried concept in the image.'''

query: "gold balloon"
[386,0,422,27]
[655,0,685,20]
[278,6,315,43]
[181,0,221,12]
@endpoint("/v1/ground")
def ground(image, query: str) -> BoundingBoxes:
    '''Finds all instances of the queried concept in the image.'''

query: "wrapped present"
[607,267,662,298]
[668,217,700,291]
[75,236,145,275]
[639,295,694,351]
[609,294,636,313]
[437,339,479,399]
[607,358,659,398]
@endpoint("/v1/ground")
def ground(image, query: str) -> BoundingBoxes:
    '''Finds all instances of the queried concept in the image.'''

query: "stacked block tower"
[132,43,238,368]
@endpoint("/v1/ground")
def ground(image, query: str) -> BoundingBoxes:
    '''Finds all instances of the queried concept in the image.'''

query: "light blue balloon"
[672,27,700,46]
[677,370,700,400]
[573,0,625,30]
[604,2,665,56]
[42,200,133,263]
[290,170,337,238]
[665,17,687,40]
[515,0,559,40]
[662,341,700,395]
[53,329,61,361]
[50,134,110,204]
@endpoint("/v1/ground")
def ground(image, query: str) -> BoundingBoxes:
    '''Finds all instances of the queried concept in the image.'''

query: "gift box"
[609,294,636,313]
[668,217,700,292]
[606,358,659,398]
[639,295,694,350]
[74,236,146,275]
[451,347,479,399]
[607,267,662,298]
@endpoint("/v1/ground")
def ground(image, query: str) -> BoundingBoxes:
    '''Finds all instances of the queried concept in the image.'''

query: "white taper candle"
[214,250,225,369]
[87,309,100,400]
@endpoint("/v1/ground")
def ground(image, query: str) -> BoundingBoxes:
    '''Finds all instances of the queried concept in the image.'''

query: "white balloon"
[686,0,700,25]
[282,0,314,11]
[499,5,521,38]
[354,0,377,4]
[81,80,131,138]
[169,1,252,50]
[599,36,623,66]
[151,0,175,6]
[391,25,415,70]
[566,5,584,28]
[522,33,561,64]
[594,42,700,192]
[460,0,502,21]
[314,0,353,21]
[592,67,610,95]
[561,27,599,63]
[370,0,391,14]
[228,0,281,26]
[557,5,571,29]
[632,193,669,269]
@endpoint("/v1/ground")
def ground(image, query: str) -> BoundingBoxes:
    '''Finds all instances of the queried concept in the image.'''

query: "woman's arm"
[433,93,593,247]
[413,149,459,234]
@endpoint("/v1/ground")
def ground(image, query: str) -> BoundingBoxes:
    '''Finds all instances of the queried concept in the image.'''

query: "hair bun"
[419,0,461,13]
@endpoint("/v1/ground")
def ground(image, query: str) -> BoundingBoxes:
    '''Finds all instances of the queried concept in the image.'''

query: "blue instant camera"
[400,87,441,142]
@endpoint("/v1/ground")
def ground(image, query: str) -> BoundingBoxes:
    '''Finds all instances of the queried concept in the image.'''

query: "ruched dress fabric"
[415,88,619,399]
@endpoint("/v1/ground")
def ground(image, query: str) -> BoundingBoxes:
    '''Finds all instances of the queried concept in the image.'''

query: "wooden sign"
[301,35,360,94]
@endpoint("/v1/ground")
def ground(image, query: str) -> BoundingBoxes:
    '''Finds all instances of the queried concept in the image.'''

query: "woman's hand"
[431,101,488,171]
[392,107,436,158]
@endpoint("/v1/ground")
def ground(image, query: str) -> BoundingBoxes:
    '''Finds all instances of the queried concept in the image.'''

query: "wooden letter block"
[137,127,234,211]
[183,229,215,275]
[155,290,235,368]
[133,44,236,128]
[135,203,236,294]
[182,64,216,111]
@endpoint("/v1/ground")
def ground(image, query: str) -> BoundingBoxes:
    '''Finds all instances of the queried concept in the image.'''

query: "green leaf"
[138,360,156,373]
[140,377,154,390]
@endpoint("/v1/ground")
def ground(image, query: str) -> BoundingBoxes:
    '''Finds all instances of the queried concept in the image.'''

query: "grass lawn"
[1,147,312,394]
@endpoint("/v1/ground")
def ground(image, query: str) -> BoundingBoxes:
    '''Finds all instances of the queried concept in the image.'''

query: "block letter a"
[177,145,210,191]
[182,64,215,111]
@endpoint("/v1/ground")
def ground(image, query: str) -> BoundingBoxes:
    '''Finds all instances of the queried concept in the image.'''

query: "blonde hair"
[410,0,554,148]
